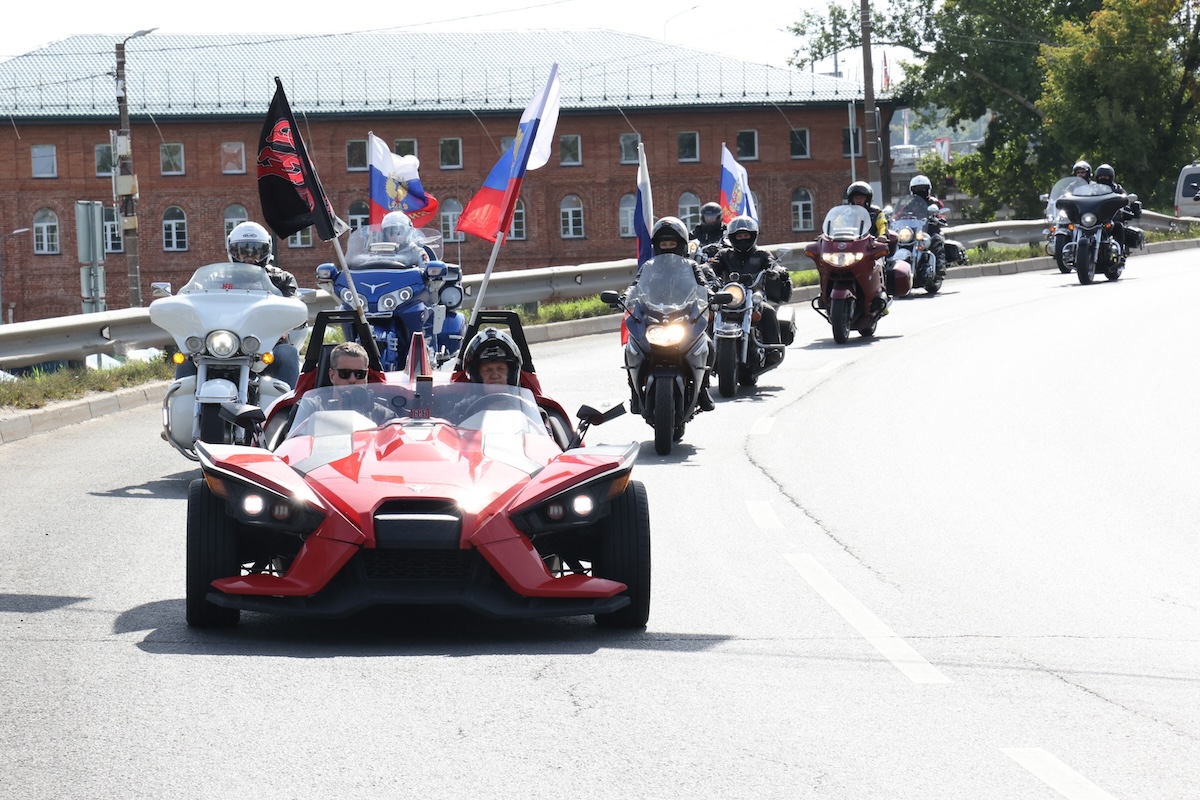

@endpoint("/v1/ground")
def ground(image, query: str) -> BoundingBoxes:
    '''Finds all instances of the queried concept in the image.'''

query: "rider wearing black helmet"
[711,216,789,345]
[1093,163,1142,254]
[844,181,888,239]
[691,201,727,257]
[909,174,948,277]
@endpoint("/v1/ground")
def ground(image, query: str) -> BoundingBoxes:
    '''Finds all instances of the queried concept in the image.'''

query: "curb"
[2,237,1195,446]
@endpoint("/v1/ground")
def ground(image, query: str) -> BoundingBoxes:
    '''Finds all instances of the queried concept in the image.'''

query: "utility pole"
[859,0,881,197]
[114,28,155,307]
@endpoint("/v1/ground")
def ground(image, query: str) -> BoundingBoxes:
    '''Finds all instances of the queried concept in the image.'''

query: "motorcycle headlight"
[184,335,204,354]
[897,228,914,243]
[722,283,746,307]
[822,251,864,267]
[206,330,239,358]
[242,335,262,354]
[339,288,367,309]
[440,285,464,309]
[645,323,687,347]
[915,231,927,242]
[379,291,401,312]
[1082,213,1097,227]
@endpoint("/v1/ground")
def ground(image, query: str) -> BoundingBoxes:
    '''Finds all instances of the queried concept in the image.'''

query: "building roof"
[0,31,880,121]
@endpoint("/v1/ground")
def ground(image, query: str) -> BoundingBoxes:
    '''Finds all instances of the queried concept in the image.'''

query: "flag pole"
[330,235,370,328]
[468,233,506,326]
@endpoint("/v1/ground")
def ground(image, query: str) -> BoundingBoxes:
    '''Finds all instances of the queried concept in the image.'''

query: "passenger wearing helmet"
[908,174,949,277]
[175,221,300,386]
[1093,163,1142,256]
[844,181,888,239]
[1072,160,1093,182]
[711,216,790,345]
[1093,163,1125,195]
[691,201,727,255]
[463,327,522,386]
[377,210,429,266]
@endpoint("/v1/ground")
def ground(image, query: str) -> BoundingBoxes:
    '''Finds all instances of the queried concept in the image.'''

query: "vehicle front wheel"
[830,297,852,344]
[1076,243,1095,285]
[594,480,651,629]
[186,479,241,628]
[716,338,738,398]
[652,379,674,456]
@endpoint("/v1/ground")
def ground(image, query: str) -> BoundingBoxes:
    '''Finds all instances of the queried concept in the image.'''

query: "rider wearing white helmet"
[908,175,948,277]
[223,220,300,387]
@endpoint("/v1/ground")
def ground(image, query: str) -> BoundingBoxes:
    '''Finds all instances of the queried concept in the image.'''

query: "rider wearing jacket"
[711,216,788,345]
[1093,163,1142,253]
[909,175,948,277]
[224,221,300,387]
[690,202,727,261]
[844,181,891,315]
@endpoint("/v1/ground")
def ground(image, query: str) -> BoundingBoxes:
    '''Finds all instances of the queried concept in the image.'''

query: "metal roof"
[0,31,878,120]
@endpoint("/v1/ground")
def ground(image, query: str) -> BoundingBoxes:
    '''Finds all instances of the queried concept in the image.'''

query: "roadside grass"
[5,225,1198,411]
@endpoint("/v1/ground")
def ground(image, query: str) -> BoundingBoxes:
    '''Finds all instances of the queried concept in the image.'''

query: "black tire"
[672,424,686,442]
[186,479,241,628]
[830,297,852,344]
[1105,268,1123,282]
[716,338,738,398]
[594,480,651,629]
[198,404,225,445]
[652,378,674,456]
[1076,243,1095,285]
[738,366,758,387]
[860,317,879,338]
[925,275,943,295]
[1054,238,1070,273]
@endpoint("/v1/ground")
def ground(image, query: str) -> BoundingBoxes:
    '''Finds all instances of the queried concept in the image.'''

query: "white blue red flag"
[367,132,438,227]
[634,142,654,265]
[457,64,561,243]
[719,143,758,223]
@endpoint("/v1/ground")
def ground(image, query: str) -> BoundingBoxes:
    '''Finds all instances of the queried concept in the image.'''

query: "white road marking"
[745,499,782,529]
[784,553,951,684]
[750,416,776,436]
[1003,748,1118,799]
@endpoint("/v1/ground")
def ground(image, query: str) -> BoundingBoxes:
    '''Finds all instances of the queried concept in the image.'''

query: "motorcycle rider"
[1093,163,1141,255]
[908,175,948,277]
[844,181,891,315]
[691,201,727,261]
[378,210,430,265]
[175,221,301,387]
[710,216,790,346]
[630,216,717,412]
[1072,160,1093,183]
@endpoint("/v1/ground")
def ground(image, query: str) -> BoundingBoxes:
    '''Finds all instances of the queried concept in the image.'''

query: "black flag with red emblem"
[256,77,346,241]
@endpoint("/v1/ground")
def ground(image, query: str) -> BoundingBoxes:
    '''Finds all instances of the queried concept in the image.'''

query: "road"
[2,253,1197,799]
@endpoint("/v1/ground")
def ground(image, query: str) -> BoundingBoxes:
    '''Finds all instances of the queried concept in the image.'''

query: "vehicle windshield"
[178,263,281,296]
[822,205,873,240]
[345,223,442,267]
[1046,177,1088,218]
[286,382,550,441]
[1065,182,1117,198]
[627,254,708,313]
[891,194,933,222]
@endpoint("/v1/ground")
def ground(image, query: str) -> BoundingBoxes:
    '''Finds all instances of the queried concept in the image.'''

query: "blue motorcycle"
[317,223,465,370]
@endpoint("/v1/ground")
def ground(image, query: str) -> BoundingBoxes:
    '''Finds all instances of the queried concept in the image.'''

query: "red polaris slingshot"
[185,310,650,629]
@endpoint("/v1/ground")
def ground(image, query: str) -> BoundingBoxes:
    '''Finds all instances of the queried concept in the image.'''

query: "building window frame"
[736,130,758,161]
[678,131,700,162]
[160,143,185,176]
[221,142,246,174]
[440,138,464,170]
[95,144,114,177]
[33,208,59,254]
[559,134,582,166]
[789,129,811,160]
[441,198,465,242]
[619,134,640,165]
[162,206,188,251]
[394,138,417,158]
[791,189,815,232]
[560,195,585,238]
[32,144,58,178]
[346,139,368,172]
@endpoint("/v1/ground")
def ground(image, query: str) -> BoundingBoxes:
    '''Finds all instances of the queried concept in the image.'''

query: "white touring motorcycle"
[149,262,309,459]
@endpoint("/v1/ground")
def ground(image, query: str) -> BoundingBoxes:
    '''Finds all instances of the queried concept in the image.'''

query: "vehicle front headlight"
[722,283,746,307]
[897,228,914,243]
[206,330,239,358]
[822,251,864,267]
[379,291,401,312]
[340,288,366,309]
[242,335,262,354]
[510,472,631,535]
[440,285,464,309]
[1082,213,1097,227]
[645,323,687,347]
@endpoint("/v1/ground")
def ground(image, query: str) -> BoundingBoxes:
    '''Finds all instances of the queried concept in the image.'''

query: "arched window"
[508,199,526,241]
[560,195,584,238]
[618,194,637,238]
[791,189,814,232]
[440,198,464,242]
[33,209,59,255]
[223,204,247,239]
[348,200,369,231]
[678,192,701,229]
[163,207,188,251]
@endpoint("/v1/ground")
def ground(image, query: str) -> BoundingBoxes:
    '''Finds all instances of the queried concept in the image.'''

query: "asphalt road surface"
[2,253,1197,799]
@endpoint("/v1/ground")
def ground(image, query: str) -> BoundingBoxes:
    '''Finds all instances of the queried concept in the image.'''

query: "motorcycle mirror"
[710,291,734,306]
[1039,194,1049,202]
[882,205,894,215]
[1127,193,1138,203]
[599,290,622,306]
[928,204,941,215]
[151,282,173,298]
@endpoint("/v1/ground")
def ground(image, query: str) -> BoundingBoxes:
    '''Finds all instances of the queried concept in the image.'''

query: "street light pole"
[0,227,32,325]
[114,28,155,308]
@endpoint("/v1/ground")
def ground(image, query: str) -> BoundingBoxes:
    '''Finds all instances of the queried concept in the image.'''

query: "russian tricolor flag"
[634,142,653,265]
[457,64,561,243]
[367,132,438,227]
[719,143,758,223]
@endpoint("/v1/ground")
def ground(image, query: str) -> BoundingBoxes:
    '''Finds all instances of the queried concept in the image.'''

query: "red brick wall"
[0,104,891,321]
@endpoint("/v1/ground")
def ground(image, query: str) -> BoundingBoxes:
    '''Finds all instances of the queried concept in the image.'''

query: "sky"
[0,0,889,80]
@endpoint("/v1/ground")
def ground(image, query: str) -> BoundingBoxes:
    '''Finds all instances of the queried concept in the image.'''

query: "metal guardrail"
[2,213,1197,371]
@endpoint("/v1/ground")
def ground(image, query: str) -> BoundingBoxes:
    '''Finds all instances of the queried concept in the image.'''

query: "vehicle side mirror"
[150,282,172,298]
[882,205,894,215]
[928,204,941,215]
[1127,193,1138,203]
[599,290,622,306]
[315,263,337,282]
[576,401,625,426]
[711,291,734,306]
[1039,194,1049,202]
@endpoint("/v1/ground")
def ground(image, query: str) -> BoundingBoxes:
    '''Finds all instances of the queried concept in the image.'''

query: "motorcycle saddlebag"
[777,305,796,346]
[888,261,913,298]
[1124,226,1144,250]
[766,273,793,303]
[944,239,966,265]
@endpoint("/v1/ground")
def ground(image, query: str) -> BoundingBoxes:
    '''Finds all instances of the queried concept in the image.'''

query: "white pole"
[468,233,506,326]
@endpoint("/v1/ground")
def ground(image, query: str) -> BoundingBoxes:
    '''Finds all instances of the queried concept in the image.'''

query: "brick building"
[0,31,896,322]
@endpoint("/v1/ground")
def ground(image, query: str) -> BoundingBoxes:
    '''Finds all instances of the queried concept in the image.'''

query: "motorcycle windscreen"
[627,255,708,313]
[822,204,873,240]
[891,194,932,221]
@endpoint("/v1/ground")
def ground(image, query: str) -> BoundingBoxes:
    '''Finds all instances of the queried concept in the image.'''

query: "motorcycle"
[600,254,729,456]
[316,222,465,370]
[806,204,894,344]
[1041,176,1088,273]
[1054,184,1137,284]
[887,193,946,295]
[149,262,310,459]
[711,266,795,398]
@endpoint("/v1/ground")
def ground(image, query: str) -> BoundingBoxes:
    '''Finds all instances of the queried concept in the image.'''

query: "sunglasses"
[334,368,368,379]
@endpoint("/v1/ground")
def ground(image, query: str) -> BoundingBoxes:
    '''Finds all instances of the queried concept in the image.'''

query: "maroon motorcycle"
[806,205,903,344]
